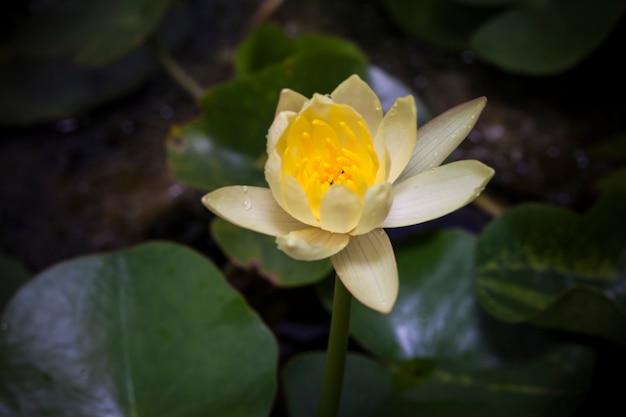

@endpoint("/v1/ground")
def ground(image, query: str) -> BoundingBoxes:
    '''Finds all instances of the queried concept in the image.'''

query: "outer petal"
[375,95,417,183]
[330,74,383,135]
[382,160,495,228]
[277,228,350,261]
[319,185,361,234]
[202,186,307,236]
[350,182,393,236]
[331,229,398,314]
[396,97,487,183]
[266,111,296,154]
[275,88,308,115]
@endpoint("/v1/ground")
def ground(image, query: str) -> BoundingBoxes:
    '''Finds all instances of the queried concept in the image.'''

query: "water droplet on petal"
[243,198,252,211]
[242,185,248,193]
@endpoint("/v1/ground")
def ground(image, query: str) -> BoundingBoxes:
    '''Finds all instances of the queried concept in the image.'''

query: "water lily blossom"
[202,75,494,313]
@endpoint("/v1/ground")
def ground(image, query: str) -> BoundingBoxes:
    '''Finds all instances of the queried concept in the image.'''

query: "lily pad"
[0,241,278,417]
[211,218,332,287]
[10,0,175,67]
[381,0,499,50]
[475,193,626,343]
[471,0,626,75]
[317,230,594,416]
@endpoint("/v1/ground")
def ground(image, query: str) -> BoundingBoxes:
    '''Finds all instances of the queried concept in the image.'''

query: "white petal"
[397,97,487,182]
[331,230,398,314]
[319,185,361,234]
[376,95,417,183]
[277,228,350,261]
[202,186,307,236]
[351,182,393,236]
[330,74,383,135]
[382,160,495,228]
[266,111,296,154]
[275,88,308,114]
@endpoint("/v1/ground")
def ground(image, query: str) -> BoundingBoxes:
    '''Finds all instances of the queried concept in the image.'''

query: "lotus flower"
[202,75,494,313]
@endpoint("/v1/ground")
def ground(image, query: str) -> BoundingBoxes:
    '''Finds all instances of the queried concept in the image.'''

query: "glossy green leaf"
[475,194,626,343]
[0,253,30,312]
[382,0,499,50]
[0,241,278,417]
[10,0,175,67]
[317,230,594,416]
[211,218,332,287]
[167,31,368,191]
[282,353,394,417]
[471,0,626,75]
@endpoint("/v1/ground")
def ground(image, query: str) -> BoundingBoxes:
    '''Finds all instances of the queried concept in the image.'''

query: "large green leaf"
[0,242,277,417]
[317,230,594,416]
[382,0,499,50]
[10,0,174,67]
[211,218,332,287]
[471,0,626,75]
[475,193,626,343]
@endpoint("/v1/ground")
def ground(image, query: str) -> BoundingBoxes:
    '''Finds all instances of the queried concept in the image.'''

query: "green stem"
[147,37,205,100]
[318,275,352,417]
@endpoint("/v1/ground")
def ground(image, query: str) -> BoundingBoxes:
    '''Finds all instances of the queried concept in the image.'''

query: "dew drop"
[242,185,248,193]
[243,198,252,211]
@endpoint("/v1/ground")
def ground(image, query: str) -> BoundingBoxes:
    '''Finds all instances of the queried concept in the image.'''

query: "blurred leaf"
[235,23,294,76]
[316,230,594,416]
[0,2,189,126]
[587,132,626,161]
[282,353,394,417]
[471,0,626,75]
[596,165,626,192]
[0,242,278,417]
[11,0,175,67]
[0,252,30,312]
[211,218,332,287]
[167,30,368,192]
[235,24,367,77]
[381,0,499,50]
[475,194,626,343]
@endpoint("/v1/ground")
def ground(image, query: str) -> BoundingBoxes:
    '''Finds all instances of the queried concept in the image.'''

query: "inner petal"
[280,103,380,220]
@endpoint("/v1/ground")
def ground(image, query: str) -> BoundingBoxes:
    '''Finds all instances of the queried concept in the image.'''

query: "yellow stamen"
[280,102,380,219]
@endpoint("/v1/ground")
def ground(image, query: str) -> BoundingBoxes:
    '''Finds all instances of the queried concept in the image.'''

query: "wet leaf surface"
[0,242,278,417]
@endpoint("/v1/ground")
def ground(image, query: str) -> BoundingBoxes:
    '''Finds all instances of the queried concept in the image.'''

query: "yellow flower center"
[280,103,379,219]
